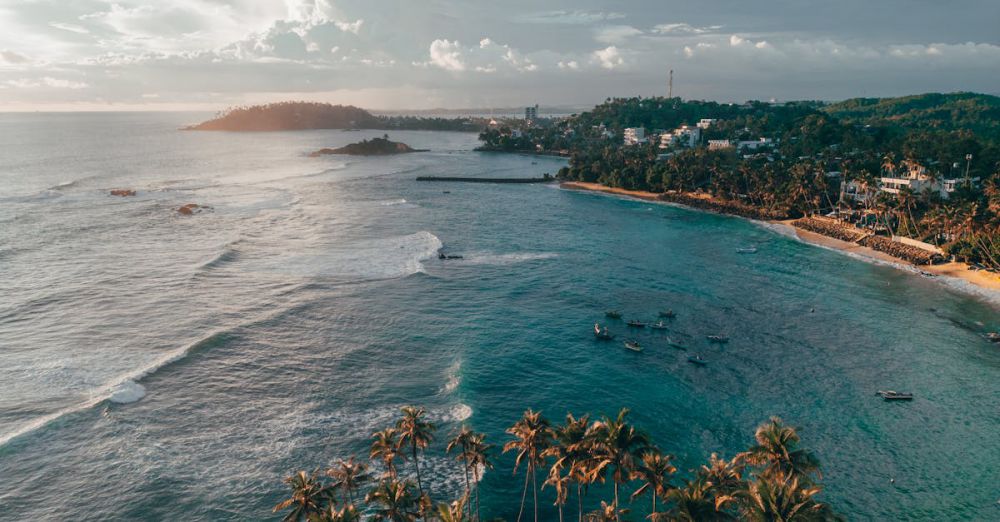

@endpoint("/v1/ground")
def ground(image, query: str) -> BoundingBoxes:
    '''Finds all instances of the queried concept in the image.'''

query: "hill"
[308,135,426,156]
[824,92,1000,142]
[185,101,482,132]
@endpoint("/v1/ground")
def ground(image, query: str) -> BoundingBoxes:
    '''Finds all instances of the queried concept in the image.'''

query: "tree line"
[273,406,840,521]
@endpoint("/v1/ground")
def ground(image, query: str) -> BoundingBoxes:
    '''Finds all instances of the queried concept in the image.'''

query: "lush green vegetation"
[310,135,425,156]
[273,407,839,521]
[480,94,1000,269]
[824,92,1000,143]
[187,102,481,132]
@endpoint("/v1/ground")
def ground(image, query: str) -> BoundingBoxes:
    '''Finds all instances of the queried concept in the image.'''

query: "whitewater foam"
[273,231,443,281]
[458,251,558,266]
[108,380,146,404]
[441,360,461,393]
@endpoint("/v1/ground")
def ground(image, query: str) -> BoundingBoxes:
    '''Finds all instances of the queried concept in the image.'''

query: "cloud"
[653,23,723,35]
[6,77,89,89]
[595,25,643,44]
[334,19,364,34]
[49,23,91,35]
[428,39,465,71]
[519,10,625,25]
[0,50,29,64]
[592,46,624,69]
[557,60,579,70]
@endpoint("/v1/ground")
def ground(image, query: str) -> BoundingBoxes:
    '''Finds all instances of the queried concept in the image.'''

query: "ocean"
[0,112,997,520]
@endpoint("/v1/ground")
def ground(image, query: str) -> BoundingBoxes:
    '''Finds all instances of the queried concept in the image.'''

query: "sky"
[1,0,999,111]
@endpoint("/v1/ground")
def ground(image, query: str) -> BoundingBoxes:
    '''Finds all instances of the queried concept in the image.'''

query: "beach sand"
[561,181,1000,296]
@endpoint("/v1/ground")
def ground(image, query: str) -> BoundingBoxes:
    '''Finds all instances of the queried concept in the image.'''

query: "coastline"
[560,181,1000,299]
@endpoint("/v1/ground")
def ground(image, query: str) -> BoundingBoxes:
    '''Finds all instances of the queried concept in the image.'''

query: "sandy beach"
[561,181,1000,297]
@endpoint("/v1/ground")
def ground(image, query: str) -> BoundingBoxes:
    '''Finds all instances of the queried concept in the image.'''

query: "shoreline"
[560,181,1000,300]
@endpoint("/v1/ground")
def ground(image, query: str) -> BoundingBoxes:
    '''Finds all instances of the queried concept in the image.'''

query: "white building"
[659,125,700,148]
[697,119,717,129]
[708,139,733,150]
[880,162,939,196]
[623,127,646,145]
[735,138,774,151]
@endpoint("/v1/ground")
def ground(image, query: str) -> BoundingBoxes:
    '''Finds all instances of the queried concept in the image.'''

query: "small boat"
[605,311,622,319]
[658,310,676,319]
[737,247,758,254]
[650,321,669,330]
[626,320,646,328]
[438,253,464,260]
[687,355,707,366]
[443,191,451,194]
[624,340,643,352]
[876,390,914,401]
[706,335,729,343]
[985,332,1000,343]
[594,324,614,340]
[667,338,688,350]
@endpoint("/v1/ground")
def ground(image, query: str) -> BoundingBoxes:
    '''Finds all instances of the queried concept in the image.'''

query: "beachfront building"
[708,139,734,150]
[942,176,981,196]
[880,161,941,196]
[623,127,647,145]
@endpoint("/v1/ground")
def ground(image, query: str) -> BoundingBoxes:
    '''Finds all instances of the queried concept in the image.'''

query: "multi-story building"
[696,119,717,129]
[658,125,701,148]
[623,127,646,145]
[525,104,538,122]
[708,139,734,150]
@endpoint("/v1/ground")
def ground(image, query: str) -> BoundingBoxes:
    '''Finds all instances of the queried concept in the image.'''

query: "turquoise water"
[0,113,997,520]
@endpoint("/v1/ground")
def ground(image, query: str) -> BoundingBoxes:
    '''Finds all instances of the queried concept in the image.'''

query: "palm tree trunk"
[613,481,620,522]
[412,443,424,496]
[474,466,482,522]
[532,467,539,522]
[517,467,530,522]
[558,504,563,522]
[577,484,583,522]
[463,462,471,518]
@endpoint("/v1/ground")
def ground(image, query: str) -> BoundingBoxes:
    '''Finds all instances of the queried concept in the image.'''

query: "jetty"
[416,176,553,183]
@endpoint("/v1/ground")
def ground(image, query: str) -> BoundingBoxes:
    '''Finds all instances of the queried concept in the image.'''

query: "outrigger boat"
[605,311,623,319]
[876,390,914,401]
[626,320,646,328]
[594,323,614,340]
[623,340,643,352]
[985,332,1000,343]
[706,335,729,343]
[650,321,669,330]
[737,247,758,254]
[658,310,676,319]
[438,253,464,260]
[687,355,707,366]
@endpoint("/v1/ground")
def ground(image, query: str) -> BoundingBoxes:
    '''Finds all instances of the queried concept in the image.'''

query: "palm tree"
[273,470,336,522]
[698,453,746,498]
[396,406,437,498]
[467,432,494,521]
[630,450,676,518]
[365,478,421,522]
[446,426,479,518]
[503,409,553,522]
[584,501,626,522]
[308,504,361,522]
[371,428,405,479]
[436,494,471,522]
[588,408,650,520]
[327,457,369,506]
[543,413,592,522]
[736,417,821,483]
[718,472,834,521]
[665,476,734,522]
[543,461,572,522]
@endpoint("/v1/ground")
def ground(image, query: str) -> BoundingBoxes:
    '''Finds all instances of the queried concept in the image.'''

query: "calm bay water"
[0,112,997,520]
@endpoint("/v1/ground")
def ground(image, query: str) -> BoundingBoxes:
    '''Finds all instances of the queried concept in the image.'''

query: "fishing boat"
[737,247,758,254]
[985,332,1000,343]
[650,321,669,330]
[605,311,622,319]
[687,355,707,366]
[667,338,688,350]
[658,310,676,319]
[594,324,614,340]
[706,335,729,343]
[623,340,643,352]
[876,390,914,401]
[626,320,646,328]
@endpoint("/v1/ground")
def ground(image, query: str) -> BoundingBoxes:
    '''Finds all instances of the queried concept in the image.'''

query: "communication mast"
[668,69,673,98]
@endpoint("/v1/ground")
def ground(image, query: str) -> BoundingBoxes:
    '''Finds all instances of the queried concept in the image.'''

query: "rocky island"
[309,135,427,156]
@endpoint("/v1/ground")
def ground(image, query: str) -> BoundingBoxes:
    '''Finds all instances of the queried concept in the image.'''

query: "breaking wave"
[457,251,558,266]
[275,231,443,281]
